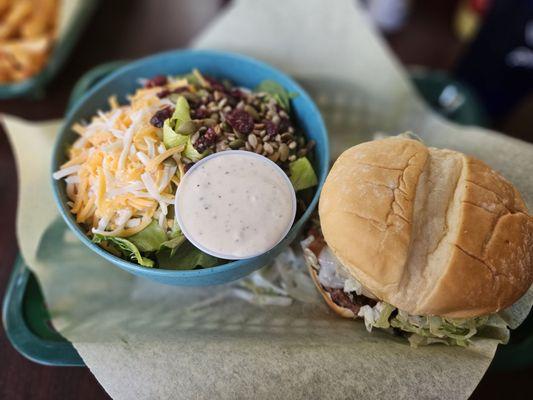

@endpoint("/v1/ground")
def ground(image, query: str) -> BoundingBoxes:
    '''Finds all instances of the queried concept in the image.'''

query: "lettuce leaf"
[164,96,192,149]
[161,234,186,257]
[128,220,168,252]
[156,241,219,270]
[289,157,318,191]
[183,139,204,162]
[163,119,189,149]
[255,80,298,111]
[92,234,154,267]
[162,95,205,162]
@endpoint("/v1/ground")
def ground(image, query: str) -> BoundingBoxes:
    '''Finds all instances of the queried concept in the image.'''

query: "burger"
[302,136,533,346]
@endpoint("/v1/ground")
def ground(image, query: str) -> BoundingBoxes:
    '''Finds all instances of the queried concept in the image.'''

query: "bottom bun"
[308,265,356,319]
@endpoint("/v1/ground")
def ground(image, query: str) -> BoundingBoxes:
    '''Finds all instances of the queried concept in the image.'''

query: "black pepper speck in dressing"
[177,152,295,259]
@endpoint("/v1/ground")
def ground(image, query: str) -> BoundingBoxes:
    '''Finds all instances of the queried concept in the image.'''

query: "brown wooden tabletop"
[0,1,531,399]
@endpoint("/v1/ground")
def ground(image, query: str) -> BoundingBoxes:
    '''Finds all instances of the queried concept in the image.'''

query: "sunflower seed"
[288,141,297,150]
[191,132,200,144]
[217,98,227,108]
[255,143,263,154]
[272,115,281,125]
[244,105,259,120]
[281,132,293,141]
[269,151,280,163]
[279,143,289,161]
[245,142,252,151]
[216,141,229,151]
[182,92,199,102]
[263,142,274,155]
[248,133,258,148]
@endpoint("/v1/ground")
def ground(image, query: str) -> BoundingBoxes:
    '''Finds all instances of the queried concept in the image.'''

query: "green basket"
[2,63,531,368]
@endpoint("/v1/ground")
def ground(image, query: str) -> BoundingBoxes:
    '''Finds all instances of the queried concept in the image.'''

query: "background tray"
[2,62,531,369]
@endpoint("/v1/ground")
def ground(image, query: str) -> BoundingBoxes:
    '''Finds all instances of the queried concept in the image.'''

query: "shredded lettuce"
[357,301,498,347]
[358,303,396,330]
[289,157,318,191]
[234,247,319,306]
[128,220,168,252]
[344,278,363,296]
[255,80,298,111]
[92,234,154,267]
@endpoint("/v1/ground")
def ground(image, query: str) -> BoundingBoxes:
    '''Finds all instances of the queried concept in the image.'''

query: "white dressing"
[176,151,296,259]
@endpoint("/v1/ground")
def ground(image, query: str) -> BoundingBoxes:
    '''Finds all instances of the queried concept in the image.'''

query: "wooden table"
[0,1,531,399]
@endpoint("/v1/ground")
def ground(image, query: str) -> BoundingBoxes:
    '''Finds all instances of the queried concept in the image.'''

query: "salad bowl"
[51,49,329,286]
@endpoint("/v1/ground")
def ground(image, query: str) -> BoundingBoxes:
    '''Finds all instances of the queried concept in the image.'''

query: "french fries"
[0,0,58,83]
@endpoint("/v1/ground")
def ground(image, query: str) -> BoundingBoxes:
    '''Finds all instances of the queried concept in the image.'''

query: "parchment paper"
[3,0,533,399]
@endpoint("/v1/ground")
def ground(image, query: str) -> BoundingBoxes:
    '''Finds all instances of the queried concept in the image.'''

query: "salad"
[53,69,318,270]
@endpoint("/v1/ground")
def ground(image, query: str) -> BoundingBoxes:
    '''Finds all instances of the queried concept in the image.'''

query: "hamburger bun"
[319,137,533,318]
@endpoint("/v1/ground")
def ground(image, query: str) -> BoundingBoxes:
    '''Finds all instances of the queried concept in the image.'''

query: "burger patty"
[324,286,377,315]
[306,227,378,315]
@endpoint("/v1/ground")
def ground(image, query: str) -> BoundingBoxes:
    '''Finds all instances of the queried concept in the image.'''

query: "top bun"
[319,137,533,318]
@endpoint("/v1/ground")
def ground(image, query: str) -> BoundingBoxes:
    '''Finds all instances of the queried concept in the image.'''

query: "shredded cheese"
[54,81,188,238]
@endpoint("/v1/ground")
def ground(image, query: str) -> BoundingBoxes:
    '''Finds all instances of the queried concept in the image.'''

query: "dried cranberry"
[150,106,174,128]
[226,109,254,134]
[278,117,291,134]
[230,88,243,98]
[192,106,209,119]
[204,76,226,92]
[194,127,218,153]
[263,119,277,136]
[156,89,170,98]
[145,75,167,88]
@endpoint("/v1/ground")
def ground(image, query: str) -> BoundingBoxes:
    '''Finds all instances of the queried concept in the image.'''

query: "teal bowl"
[51,50,329,286]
